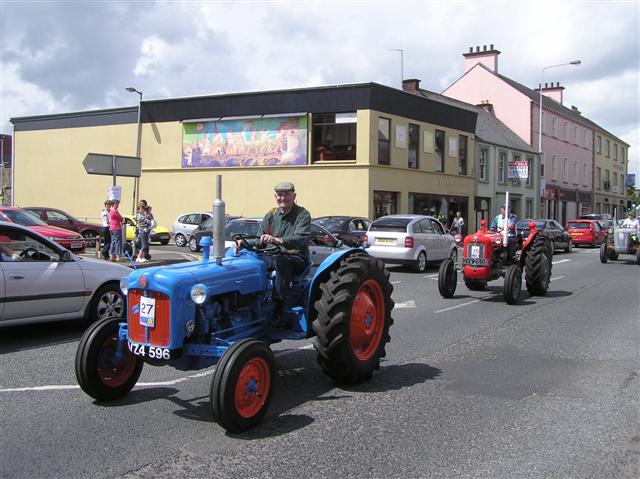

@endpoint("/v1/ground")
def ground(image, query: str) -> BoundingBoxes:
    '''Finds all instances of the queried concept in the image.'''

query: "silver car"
[365,214,457,272]
[172,212,212,247]
[0,221,130,326]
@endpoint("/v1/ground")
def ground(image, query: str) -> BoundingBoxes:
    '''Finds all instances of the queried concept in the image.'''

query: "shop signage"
[508,160,529,180]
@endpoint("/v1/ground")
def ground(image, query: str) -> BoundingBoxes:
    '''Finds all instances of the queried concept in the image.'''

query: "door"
[308,224,341,266]
[0,226,84,321]
[417,218,439,260]
[430,219,450,260]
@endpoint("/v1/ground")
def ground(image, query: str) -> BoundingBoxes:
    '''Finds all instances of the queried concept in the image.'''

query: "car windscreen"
[313,217,345,230]
[369,218,412,232]
[1,209,48,226]
[567,222,590,229]
[224,221,263,239]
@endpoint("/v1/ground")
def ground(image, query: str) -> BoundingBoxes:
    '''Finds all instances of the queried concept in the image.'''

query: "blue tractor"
[75,178,394,433]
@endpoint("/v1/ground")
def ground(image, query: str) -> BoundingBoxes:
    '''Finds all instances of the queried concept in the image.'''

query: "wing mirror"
[60,250,72,262]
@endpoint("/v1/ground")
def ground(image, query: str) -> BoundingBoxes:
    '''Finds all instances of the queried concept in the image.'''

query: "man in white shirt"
[621,211,639,230]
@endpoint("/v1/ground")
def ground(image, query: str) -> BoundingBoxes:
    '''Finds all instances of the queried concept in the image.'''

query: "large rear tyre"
[438,259,457,298]
[210,339,275,433]
[525,235,552,296]
[75,318,143,401]
[464,278,487,291]
[312,252,394,384]
[599,243,608,263]
[503,264,522,305]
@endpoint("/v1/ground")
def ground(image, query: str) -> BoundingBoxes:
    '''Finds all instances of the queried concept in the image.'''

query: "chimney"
[463,44,501,73]
[476,100,494,114]
[534,81,565,105]
[571,105,581,114]
[402,79,421,93]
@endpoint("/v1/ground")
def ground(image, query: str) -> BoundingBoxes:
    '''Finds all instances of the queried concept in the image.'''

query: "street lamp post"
[125,87,143,213]
[538,60,581,219]
[388,48,404,89]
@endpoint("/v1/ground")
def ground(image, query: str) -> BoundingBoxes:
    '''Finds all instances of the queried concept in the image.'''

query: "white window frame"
[573,160,578,184]
[563,158,568,181]
[563,121,568,140]
[526,156,533,187]
[551,155,557,180]
[552,117,558,138]
[479,148,488,182]
[574,126,578,145]
[498,151,507,184]
[613,144,618,161]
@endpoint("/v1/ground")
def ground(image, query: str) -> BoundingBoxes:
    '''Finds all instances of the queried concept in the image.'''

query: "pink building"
[443,45,593,223]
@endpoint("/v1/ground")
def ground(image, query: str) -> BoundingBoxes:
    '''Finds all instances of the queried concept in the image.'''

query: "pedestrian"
[100,200,112,260]
[135,204,152,263]
[451,211,465,235]
[108,200,124,262]
[138,199,154,259]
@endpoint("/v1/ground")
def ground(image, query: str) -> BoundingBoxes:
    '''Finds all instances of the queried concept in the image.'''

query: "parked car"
[516,218,573,253]
[565,219,606,247]
[190,217,348,266]
[24,206,102,246]
[123,215,171,244]
[580,213,614,231]
[364,214,457,272]
[0,221,129,326]
[172,212,239,247]
[0,206,87,253]
[312,216,371,247]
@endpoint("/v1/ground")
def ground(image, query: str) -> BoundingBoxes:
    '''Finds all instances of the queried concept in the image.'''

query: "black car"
[516,218,573,253]
[312,216,371,247]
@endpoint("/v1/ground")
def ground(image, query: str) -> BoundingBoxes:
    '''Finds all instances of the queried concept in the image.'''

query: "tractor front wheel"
[438,259,457,298]
[312,252,394,384]
[525,235,552,296]
[599,243,608,263]
[210,339,275,433]
[75,318,143,401]
[503,264,522,305]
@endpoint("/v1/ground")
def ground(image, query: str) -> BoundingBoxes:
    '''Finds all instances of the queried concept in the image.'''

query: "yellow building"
[10,83,477,230]
[592,127,629,217]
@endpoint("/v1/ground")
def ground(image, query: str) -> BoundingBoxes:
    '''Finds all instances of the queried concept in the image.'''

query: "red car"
[0,207,87,252]
[565,219,606,247]
[24,207,102,246]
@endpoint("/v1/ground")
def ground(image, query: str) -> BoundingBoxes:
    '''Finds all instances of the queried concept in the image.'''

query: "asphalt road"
[1,247,639,478]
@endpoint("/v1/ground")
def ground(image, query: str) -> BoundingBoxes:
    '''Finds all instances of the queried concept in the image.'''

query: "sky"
[1,0,639,176]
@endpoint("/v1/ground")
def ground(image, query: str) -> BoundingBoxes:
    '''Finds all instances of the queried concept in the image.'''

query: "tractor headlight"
[120,277,128,295]
[190,283,208,305]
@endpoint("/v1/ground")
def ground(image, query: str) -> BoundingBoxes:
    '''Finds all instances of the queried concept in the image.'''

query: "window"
[573,160,578,183]
[479,148,488,181]
[605,139,610,158]
[512,153,522,185]
[563,121,568,140]
[604,169,610,190]
[613,173,618,188]
[552,117,558,138]
[458,135,467,175]
[596,167,601,190]
[584,165,588,186]
[621,148,625,164]
[434,130,445,172]
[613,144,618,161]
[621,174,625,193]
[526,199,534,218]
[45,210,72,222]
[540,163,545,177]
[551,155,557,180]
[498,151,507,184]
[373,190,397,218]
[584,129,588,147]
[563,158,568,181]
[526,156,533,186]
[378,117,390,165]
[574,126,578,145]
[597,136,602,154]
[408,123,419,169]
[312,113,357,163]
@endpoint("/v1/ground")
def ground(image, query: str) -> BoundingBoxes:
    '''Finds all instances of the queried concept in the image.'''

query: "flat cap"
[274,181,295,192]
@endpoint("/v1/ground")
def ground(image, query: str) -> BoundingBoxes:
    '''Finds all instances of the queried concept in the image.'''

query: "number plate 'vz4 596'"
[127,342,172,360]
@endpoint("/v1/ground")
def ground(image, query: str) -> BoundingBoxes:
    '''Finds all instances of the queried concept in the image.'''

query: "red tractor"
[438,219,552,304]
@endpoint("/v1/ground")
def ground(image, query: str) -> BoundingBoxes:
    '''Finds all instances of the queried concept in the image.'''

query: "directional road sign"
[83,153,141,177]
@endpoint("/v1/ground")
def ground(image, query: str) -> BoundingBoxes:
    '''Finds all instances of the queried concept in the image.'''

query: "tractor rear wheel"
[210,339,275,433]
[312,252,394,384]
[599,243,608,263]
[464,278,486,291]
[503,264,522,305]
[75,317,143,401]
[610,251,619,261]
[438,259,457,298]
[525,235,552,296]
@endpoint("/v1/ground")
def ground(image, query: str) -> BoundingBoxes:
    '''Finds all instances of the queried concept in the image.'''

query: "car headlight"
[120,277,128,295]
[190,283,208,305]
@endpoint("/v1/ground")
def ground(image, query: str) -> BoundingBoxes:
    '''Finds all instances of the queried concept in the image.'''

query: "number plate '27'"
[139,296,156,328]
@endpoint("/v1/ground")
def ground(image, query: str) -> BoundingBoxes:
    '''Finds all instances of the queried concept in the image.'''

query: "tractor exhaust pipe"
[212,175,226,265]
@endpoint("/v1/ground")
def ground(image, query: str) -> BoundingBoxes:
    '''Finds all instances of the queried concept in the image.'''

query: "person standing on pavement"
[138,199,154,259]
[234,181,311,327]
[135,204,152,263]
[108,200,124,262]
[451,211,465,235]
[100,200,112,260]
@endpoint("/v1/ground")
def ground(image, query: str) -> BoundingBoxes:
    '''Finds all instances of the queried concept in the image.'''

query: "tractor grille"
[128,289,171,347]
[466,242,485,259]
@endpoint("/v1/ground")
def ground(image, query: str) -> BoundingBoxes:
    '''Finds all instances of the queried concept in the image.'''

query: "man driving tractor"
[490,203,519,261]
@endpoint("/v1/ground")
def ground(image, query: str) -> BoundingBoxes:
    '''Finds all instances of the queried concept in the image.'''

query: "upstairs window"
[498,151,507,183]
[434,130,445,172]
[605,139,610,158]
[479,148,488,181]
[597,136,602,154]
[378,117,390,165]
[312,112,357,163]
[552,117,558,138]
[408,123,419,169]
[458,135,467,175]
[613,144,618,161]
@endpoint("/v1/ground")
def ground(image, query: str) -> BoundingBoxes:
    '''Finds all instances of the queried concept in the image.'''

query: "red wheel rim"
[235,357,271,418]
[97,335,137,388]
[350,279,385,361]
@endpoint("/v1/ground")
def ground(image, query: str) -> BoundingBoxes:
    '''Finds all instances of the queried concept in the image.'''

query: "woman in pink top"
[108,200,124,261]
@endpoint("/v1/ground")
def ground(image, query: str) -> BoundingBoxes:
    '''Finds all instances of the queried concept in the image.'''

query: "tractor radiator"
[466,242,485,259]
[127,289,171,347]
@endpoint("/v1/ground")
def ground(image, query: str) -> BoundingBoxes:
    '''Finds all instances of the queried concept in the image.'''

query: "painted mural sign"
[182,116,308,168]
[508,160,529,180]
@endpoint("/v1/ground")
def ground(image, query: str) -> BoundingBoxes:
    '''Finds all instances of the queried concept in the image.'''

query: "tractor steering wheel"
[231,234,282,254]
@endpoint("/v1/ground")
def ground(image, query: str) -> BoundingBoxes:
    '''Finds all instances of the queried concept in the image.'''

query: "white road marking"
[390,280,402,284]
[423,274,438,278]
[394,300,416,309]
[435,298,485,313]
[550,276,565,282]
[552,259,571,265]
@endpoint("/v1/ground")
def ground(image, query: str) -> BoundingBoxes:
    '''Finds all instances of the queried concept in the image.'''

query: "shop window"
[479,148,488,182]
[312,113,356,163]
[374,191,397,218]
[458,135,467,175]
[408,123,419,169]
[434,130,445,172]
[378,117,390,165]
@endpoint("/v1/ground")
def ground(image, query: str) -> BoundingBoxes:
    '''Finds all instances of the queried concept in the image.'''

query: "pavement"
[79,245,199,268]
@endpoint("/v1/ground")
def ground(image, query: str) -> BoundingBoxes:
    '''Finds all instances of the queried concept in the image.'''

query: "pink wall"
[464,53,498,73]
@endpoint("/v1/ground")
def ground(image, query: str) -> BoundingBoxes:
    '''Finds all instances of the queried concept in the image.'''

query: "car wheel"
[188,237,200,252]
[414,251,427,273]
[174,233,186,247]
[565,239,572,253]
[86,283,126,323]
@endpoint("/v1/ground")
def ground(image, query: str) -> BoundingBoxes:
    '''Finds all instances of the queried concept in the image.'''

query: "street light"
[125,87,143,213]
[537,60,581,218]
[388,48,404,89]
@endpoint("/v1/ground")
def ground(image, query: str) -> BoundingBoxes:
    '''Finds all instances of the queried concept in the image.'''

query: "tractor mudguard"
[308,248,361,303]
